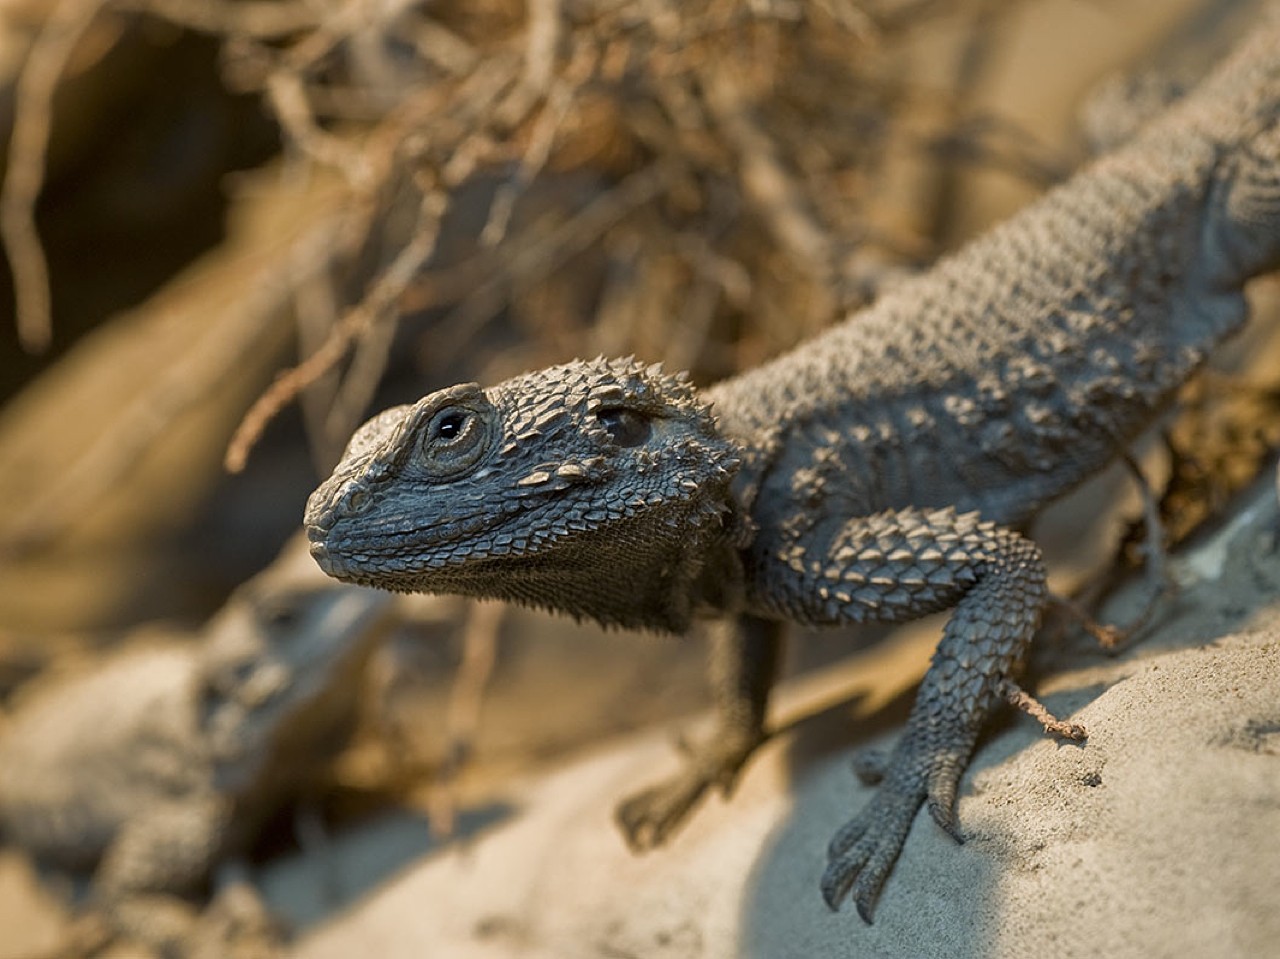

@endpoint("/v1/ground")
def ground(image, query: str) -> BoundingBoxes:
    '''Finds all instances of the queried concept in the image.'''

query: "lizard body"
[304,20,1280,921]
[0,557,395,956]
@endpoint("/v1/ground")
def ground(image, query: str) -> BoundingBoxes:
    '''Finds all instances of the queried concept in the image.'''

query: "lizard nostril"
[345,489,371,515]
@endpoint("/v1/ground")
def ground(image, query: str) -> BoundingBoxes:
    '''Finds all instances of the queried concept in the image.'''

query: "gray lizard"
[0,549,395,956]
[303,19,1280,921]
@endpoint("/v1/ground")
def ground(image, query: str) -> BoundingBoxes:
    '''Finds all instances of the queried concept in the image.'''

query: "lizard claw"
[927,798,965,843]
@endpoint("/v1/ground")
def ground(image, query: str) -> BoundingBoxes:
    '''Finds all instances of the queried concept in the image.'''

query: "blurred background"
[0,0,1277,953]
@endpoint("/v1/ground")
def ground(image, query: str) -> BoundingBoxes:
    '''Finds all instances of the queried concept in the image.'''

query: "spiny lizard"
[0,549,395,956]
[303,20,1280,921]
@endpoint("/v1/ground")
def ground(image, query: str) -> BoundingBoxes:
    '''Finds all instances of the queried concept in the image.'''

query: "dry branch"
[426,599,505,837]
[1,0,108,353]
[119,0,321,37]
[5,0,1050,470]
[1,218,347,555]
[224,191,448,473]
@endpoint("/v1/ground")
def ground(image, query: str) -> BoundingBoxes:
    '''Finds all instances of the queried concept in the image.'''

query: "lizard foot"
[615,731,764,851]
[189,878,288,959]
[821,734,968,923]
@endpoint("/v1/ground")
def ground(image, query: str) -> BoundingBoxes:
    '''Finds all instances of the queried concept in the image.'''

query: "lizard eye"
[258,598,300,631]
[432,410,467,440]
[200,655,258,702]
[596,408,651,447]
[417,405,493,478]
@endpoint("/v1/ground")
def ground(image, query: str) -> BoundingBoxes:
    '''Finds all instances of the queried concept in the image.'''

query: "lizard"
[0,546,396,957]
[302,17,1280,923]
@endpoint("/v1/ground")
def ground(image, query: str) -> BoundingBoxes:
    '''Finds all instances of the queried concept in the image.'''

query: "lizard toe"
[821,771,926,919]
[821,811,914,922]
[820,838,870,912]
[926,797,965,844]
[615,732,761,851]
[925,757,966,843]
[615,781,698,851]
[851,747,889,786]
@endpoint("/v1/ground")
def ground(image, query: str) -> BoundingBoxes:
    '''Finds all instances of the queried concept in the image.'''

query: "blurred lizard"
[0,544,396,957]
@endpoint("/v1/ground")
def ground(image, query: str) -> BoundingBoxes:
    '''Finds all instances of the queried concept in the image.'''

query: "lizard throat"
[307,496,738,633]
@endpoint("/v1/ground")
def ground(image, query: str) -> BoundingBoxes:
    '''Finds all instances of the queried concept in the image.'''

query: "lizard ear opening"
[595,407,652,447]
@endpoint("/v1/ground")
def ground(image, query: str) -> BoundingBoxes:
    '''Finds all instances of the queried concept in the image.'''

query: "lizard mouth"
[305,507,512,584]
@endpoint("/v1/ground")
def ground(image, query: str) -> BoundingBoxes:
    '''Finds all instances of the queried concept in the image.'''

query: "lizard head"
[198,567,395,794]
[304,357,744,632]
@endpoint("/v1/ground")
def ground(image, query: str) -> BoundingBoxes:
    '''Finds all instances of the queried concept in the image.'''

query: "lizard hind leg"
[1051,449,1174,652]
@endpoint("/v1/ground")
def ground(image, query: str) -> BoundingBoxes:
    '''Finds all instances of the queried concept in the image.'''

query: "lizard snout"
[306,535,344,577]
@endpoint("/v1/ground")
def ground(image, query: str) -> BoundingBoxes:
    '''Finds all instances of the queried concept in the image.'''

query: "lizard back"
[710,32,1280,530]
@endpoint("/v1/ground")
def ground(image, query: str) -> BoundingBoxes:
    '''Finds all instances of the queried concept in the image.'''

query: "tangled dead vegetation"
[4,0,1056,474]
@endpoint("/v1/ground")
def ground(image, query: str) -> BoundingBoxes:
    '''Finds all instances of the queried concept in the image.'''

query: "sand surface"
[283,478,1280,959]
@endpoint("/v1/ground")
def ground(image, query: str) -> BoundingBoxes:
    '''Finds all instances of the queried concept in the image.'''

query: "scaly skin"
[0,555,395,957]
[304,20,1280,922]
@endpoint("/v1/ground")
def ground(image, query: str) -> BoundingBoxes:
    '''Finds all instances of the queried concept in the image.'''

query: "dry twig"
[121,0,321,38]
[266,70,375,187]
[1,219,347,555]
[1,0,108,353]
[427,161,679,364]
[700,66,838,296]
[224,191,448,473]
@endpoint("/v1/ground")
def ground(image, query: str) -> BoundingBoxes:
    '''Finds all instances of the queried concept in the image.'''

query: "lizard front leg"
[94,801,287,959]
[616,613,783,850]
[755,506,1080,921]
[92,795,237,958]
